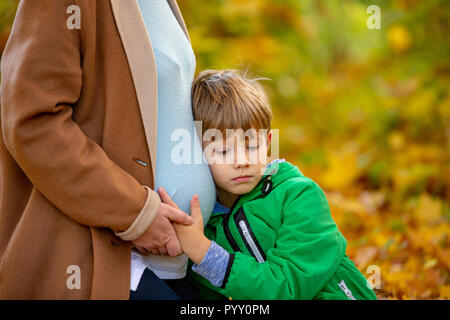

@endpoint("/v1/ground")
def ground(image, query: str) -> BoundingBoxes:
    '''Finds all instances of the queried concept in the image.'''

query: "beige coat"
[0,0,191,299]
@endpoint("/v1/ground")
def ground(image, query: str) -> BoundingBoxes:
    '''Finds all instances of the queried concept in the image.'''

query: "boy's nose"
[234,161,250,169]
[233,150,250,169]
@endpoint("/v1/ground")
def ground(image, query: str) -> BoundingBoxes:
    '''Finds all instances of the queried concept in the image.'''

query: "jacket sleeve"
[217,182,347,299]
[0,0,160,238]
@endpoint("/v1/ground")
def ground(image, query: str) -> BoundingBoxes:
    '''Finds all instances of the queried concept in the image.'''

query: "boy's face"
[203,129,272,199]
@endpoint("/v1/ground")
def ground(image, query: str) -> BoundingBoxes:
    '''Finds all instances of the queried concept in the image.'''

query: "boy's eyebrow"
[205,129,262,145]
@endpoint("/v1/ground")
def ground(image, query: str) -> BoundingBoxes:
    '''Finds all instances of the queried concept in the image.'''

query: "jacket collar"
[212,201,230,215]
[238,159,303,204]
[109,0,191,179]
[213,159,303,214]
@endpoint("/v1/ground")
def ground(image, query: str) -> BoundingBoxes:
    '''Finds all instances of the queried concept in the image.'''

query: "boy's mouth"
[232,175,252,183]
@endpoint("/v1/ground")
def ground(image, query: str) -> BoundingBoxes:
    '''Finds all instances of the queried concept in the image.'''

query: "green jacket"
[189,161,377,300]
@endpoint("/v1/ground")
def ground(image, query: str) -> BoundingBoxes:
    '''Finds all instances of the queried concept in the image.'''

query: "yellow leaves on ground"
[387,25,412,54]
[322,151,361,190]
[354,246,378,269]
[327,188,449,299]
[440,285,450,299]
[413,193,443,225]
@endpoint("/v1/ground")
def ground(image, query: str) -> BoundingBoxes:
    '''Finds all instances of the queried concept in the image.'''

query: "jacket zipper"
[222,175,272,253]
[338,280,357,300]
[234,207,267,262]
[238,220,265,263]
[223,196,242,252]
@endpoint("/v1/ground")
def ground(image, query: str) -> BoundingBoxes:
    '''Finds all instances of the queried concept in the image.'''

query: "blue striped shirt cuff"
[191,240,230,287]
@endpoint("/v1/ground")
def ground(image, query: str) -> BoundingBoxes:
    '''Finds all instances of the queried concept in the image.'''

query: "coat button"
[133,157,148,167]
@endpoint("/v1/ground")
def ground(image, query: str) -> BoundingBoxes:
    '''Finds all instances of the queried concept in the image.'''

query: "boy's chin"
[228,184,255,195]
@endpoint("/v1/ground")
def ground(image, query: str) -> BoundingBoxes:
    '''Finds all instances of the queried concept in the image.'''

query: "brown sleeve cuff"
[114,185,161,241]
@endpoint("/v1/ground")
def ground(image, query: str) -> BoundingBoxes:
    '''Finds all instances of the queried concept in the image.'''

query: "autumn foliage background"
[0,0,449,299]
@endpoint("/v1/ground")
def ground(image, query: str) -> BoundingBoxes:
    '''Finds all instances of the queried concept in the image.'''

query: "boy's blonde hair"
[191,69,272,138]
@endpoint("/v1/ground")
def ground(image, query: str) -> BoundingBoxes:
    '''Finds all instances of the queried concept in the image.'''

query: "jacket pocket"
[233,208,266,263]
[331,255,378,300]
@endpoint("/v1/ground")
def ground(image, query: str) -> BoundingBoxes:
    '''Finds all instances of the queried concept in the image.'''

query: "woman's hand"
[131,201,191,256]
[158,187,211,264]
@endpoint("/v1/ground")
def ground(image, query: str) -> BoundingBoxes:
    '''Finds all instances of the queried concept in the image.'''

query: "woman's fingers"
[158,187,180,210]
[165,205,193,225]
[157,246,168,256]
[166,238,183,257]
[133,244,150,256]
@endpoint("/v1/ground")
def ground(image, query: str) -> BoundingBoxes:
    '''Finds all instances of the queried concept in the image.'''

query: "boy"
[158,70,377,300]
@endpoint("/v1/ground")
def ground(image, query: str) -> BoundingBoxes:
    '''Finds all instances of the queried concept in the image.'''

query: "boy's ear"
[266,130,272,149]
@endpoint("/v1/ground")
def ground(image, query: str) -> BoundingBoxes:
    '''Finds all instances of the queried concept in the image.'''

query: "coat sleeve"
[217,181,347,300]
[0,0,160,238]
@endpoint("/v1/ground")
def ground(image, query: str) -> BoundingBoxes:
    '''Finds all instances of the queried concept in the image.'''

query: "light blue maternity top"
[131,0,216,286]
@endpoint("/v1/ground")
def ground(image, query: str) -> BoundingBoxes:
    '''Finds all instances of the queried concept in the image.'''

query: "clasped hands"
[132,187,207,258]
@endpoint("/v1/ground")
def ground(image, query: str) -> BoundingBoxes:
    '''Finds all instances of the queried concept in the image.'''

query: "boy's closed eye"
[215,149,230,155]
[215,145,260,155]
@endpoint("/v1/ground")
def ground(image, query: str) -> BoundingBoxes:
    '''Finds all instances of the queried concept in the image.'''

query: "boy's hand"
[158,187,211,264]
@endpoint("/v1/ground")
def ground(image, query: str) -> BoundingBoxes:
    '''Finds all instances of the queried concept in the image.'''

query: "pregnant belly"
[155,163,216,224]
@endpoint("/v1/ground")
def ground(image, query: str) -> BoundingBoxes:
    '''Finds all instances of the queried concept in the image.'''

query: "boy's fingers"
[190,195,201,219]
[166,206,193,225]
[158,187,180,210]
